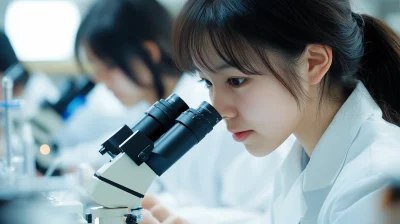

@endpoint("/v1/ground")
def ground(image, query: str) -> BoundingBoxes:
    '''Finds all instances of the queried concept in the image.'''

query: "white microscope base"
[90,206,131,224]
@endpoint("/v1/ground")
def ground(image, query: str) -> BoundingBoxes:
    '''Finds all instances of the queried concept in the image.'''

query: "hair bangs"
[172,0,307,105]
[172,1,279,76]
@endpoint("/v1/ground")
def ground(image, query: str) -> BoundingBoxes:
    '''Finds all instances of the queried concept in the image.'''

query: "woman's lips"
[232,130,253,142]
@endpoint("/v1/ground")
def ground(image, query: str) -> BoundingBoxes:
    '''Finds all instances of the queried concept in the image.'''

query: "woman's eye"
[198,78,213,88]
[227,78,246,88]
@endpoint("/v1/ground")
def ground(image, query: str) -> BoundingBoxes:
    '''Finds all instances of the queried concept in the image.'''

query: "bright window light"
[5,1,81,61]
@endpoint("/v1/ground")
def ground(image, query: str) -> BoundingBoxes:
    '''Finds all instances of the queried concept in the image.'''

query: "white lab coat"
[269,82,400,224]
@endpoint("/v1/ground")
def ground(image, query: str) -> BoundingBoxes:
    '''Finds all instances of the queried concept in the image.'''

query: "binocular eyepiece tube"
[99,94,189,157]
[99,94,222,176]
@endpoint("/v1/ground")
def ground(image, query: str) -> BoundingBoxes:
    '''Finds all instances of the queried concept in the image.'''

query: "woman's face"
[84,45,155,107]
[198,56,305,157]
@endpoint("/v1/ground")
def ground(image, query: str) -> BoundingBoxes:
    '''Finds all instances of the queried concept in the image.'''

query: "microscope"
[31,76,95,175]
[85,94,222,224]
[0,63,96,175]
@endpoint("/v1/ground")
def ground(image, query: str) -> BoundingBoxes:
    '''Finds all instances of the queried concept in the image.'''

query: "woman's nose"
[211,90,237,121]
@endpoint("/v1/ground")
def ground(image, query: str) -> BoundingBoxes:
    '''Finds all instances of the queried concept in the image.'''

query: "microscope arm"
[87,152,157,209]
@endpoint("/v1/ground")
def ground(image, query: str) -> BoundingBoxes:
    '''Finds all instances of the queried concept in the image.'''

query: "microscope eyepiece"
[197,101,222,126]
[165,94,188,116]
[133,93,189,141]
[98,95,221,176]
[100,94,189,157]
[146,101,221,175]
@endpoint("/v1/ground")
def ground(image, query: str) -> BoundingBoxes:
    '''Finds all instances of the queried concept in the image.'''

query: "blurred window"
[5,1,80,61]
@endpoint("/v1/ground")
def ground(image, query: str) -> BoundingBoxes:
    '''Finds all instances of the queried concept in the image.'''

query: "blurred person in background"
[63,0,295,223]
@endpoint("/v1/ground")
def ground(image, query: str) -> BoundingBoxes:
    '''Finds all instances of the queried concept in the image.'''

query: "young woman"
[70,0,294,223]
[140,0,400,223]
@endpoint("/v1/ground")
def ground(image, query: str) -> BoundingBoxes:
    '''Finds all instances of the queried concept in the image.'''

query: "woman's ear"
[143,41,162,64]
[304,44,332,85]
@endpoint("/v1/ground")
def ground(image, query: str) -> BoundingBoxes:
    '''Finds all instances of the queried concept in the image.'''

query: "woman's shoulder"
[353,114,400,151]
[329,116,400,189]
[322,119,399,223]
[344,116,400,178]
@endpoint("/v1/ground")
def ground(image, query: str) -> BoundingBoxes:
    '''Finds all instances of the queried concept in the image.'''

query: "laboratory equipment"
[85,94,221,224]
[31,77,95,175]
[0,64,35,188]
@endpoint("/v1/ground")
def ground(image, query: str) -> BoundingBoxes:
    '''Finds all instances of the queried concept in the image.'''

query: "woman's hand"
[140,194,190,224]
[139,210,161,224]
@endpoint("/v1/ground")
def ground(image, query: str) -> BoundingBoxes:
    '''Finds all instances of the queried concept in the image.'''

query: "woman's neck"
[293,86,345,157]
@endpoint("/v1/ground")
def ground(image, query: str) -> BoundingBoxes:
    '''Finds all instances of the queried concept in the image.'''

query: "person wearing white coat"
[271,82,400,224]
[148,0,400,223]
[201,82,400,224]
[62,0,295,223]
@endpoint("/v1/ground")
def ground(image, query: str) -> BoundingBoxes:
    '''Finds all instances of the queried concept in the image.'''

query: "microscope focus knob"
[125,214,137,224]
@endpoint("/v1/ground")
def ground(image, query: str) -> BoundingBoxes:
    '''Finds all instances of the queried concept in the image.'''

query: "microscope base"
[89,206,140,224]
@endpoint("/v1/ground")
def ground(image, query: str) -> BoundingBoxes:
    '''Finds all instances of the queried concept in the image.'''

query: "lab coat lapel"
[273,141,307,224]
[273,143,331,224]
[301,187,332,223]
[274,177,307,224]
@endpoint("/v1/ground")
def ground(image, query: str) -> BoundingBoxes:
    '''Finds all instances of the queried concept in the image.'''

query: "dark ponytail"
[357,15,400,125]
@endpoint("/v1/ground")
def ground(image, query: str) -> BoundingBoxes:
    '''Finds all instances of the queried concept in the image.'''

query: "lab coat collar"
[273,141,307,223]
[302,81,381,192]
